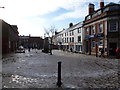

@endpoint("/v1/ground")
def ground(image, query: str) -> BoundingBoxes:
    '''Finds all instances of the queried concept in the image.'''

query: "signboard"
[68,43,75,45]
[85,35,95,38]
[95,33,104,37]
[76,43,82,45]
[85,33,104,39]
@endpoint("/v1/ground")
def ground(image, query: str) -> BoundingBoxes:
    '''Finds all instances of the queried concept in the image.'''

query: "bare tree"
[44,25,58,55]
[44,25,57,37]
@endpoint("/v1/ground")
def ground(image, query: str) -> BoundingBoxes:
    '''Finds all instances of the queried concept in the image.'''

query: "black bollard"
[57,61,62,87]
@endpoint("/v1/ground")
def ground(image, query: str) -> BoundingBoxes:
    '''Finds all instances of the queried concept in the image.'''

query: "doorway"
[109,43,117,56]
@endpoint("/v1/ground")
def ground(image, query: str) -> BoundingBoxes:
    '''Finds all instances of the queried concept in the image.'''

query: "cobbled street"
[2,49,119,88]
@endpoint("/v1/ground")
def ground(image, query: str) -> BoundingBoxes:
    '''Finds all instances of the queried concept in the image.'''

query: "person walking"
[99,48,104,57]
[116,48,120,58]
[70,48,73,52]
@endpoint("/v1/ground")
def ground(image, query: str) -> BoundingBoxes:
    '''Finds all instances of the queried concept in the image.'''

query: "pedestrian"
[28,45,31,52]
[28,46,30,52]
[70,48,73,52]
[49,44,52,55]
[116,48,120,58]
[99,48,104,57]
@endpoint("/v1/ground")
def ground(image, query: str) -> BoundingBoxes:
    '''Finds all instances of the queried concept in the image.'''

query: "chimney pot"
[100,0,104,8]
[69,23,73,28]
[88,3,95,14]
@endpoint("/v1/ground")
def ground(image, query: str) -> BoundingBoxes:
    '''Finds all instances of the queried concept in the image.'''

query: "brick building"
[1,19,19,54]
[19,35,43,49]
[29,36,43,49]
[83,0,120,56]
[19,35,29,48]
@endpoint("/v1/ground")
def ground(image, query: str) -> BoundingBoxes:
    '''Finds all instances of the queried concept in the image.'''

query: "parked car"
[16,46,25,53]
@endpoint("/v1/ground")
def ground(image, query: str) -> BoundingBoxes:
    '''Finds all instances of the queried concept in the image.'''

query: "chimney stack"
[69,23,73,28]
[88,3,95,14]
[100,0,104,8]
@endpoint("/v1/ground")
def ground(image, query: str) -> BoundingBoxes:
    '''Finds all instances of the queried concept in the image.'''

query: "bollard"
[57,61,62,87]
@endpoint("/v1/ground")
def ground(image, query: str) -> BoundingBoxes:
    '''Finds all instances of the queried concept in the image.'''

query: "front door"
[109,43,117,56]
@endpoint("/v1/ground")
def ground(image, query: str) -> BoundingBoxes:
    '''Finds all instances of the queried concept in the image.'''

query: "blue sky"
[0,0,119,37]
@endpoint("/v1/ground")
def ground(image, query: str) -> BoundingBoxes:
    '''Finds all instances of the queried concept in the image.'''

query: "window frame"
[91,25,95,34]
[78,28,81,33]
[109,21,118,32]
[98,23,103,33]
[99,39,103,46]
[86,27,89,35]
[92,40,95,48]
[78,36,81,43]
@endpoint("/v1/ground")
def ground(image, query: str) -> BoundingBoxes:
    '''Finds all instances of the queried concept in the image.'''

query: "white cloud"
[0,0,119,36]
[53,0,120,21]
[54,5,88,20]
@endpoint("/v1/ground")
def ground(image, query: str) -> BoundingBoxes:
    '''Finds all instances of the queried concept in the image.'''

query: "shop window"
[92,40,95,48]
[99,39,103,46]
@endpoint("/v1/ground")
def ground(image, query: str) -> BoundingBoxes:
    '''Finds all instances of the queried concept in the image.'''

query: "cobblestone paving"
[2,49,119,88]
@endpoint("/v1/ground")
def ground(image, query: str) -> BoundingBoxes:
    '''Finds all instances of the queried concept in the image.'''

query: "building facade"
[19,35,43,49]
[83,1,120,56]
[1,19,19,54]
[53,22,84,53]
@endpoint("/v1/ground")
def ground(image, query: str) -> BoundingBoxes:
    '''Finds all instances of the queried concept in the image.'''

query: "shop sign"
[63,43,68,45]
[68,43,75,45]
[95,33,104,37]
[76,43,82,45]
[85,35,95,38]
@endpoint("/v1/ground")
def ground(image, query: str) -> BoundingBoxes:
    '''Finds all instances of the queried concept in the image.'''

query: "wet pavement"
[2,49,119,88]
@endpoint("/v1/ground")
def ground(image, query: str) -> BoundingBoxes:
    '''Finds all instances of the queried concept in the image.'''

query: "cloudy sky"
[0,0,119,37]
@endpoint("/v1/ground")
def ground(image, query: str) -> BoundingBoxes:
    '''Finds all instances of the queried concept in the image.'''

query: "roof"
[84,2,120,21]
